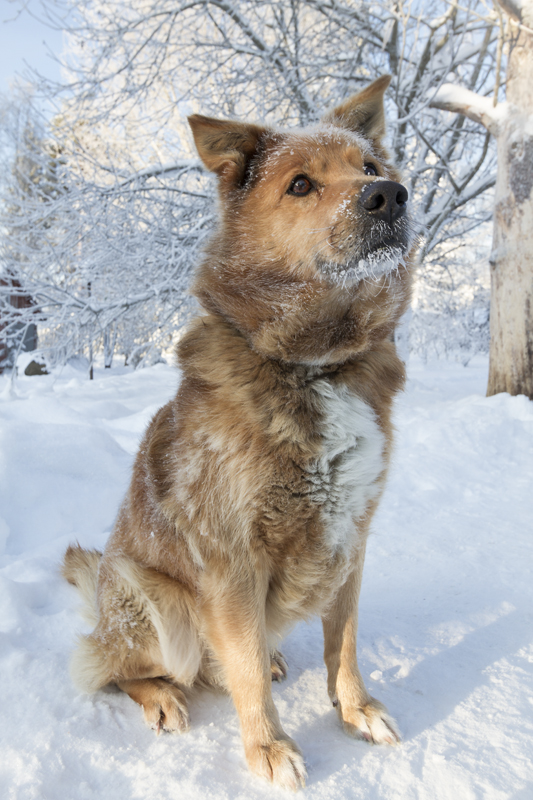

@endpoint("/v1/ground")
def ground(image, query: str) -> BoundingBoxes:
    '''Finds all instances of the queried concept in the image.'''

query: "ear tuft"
[188,115,268,185]
[323,75,392,140]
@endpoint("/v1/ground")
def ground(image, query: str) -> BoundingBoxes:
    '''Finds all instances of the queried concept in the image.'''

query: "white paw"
[143,685,190,735]
[247,738,307,791]
[338,698,401,745]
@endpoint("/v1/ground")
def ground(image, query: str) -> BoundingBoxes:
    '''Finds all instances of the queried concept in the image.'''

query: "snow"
[429,84,508,134]
[1,357,532,799]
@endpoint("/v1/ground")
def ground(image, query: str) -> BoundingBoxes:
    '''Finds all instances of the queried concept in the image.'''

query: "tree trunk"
[431,1,533,398]
[103,325,116,369]
[488,6,533,398]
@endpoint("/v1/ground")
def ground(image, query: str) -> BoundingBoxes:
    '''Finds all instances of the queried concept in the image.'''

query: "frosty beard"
[315,213,416,288]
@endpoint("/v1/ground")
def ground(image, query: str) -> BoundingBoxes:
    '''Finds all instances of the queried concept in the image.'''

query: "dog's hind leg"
[116,677,190,734]
[65,550,200,734]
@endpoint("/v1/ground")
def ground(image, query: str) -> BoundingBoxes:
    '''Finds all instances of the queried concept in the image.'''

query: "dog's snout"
[359,181,408,225]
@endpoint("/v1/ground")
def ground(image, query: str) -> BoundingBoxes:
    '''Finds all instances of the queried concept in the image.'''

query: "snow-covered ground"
[1,357,532,800]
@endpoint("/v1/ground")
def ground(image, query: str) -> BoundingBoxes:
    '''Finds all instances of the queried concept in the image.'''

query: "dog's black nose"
[359,181,408,225]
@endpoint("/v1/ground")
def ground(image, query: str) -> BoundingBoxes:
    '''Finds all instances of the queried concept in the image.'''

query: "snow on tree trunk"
[431,0,533,399]
[488,3,533,398]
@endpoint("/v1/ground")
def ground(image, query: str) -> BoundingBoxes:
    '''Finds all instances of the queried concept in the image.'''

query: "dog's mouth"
[318,245,406,286]
[315,215,415,287]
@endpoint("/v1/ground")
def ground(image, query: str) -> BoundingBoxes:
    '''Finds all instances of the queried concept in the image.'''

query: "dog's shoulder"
[177,314,267,391]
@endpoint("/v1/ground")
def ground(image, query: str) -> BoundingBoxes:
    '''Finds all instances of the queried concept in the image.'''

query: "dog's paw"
[338,697,400,745]
[246,738,306,791]
[142,684,190,735]
[270,650,288,682]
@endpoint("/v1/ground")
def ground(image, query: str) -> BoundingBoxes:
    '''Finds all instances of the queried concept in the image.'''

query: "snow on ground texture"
[0,358,532,800]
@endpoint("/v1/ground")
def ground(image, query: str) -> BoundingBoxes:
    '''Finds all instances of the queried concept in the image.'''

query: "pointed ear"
[323,75,392,140]
[188,114,268,186]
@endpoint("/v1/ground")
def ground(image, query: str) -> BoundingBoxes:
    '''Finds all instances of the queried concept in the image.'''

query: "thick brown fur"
[63,76,415,790]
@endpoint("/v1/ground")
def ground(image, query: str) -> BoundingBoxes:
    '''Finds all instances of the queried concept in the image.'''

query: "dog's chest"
[307,380,385,552]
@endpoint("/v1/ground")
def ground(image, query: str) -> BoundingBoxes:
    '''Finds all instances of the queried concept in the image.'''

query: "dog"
[63,74,415,790]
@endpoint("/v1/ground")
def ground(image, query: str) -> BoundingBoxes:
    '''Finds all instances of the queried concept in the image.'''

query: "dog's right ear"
[323,75,392,141]
[188,115,268,187]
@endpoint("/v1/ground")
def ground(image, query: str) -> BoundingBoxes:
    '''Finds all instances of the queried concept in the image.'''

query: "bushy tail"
[62,545,102,626]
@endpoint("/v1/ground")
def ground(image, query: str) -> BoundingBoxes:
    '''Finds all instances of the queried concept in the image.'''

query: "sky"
[0,0,64,94]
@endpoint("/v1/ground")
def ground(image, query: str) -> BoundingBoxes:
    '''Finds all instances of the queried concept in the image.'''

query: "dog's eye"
[288,175,314,196]
[363,163,378,177]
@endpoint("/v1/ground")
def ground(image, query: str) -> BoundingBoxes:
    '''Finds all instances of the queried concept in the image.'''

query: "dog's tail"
[62,545,102,626]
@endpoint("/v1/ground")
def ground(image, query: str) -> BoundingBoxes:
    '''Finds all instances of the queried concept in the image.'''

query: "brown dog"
[63,75,414,790]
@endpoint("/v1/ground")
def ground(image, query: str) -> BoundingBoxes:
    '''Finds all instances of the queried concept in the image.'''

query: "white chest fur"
[311,380,385,552]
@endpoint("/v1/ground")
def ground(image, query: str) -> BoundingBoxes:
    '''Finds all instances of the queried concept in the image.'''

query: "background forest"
[0,0,505,373]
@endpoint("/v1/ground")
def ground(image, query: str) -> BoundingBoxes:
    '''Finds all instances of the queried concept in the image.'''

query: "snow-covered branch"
[429,84,508,134]
[117,158,204,187]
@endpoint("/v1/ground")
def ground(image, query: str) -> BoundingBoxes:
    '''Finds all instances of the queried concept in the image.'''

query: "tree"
[52,0,498,256]
[4,0,502,368]
[431,0,533,398]
[0,91,50,372]
[1,88,210,375]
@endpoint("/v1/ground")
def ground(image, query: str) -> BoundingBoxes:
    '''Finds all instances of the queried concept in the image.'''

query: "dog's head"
[189,76,415,364]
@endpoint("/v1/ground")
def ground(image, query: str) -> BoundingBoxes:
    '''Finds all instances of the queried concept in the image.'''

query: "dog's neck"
[177,309,402,389]
[192,257,412,366]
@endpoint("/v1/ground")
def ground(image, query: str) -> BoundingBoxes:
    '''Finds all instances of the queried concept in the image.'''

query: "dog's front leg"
[201,563,306,790]
[322,541,400,745]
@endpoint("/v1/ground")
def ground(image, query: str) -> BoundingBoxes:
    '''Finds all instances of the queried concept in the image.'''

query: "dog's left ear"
[188,115,268,187]
[323,75,392,141]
